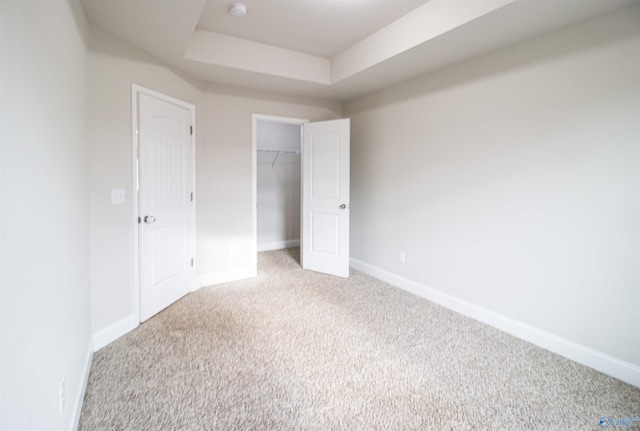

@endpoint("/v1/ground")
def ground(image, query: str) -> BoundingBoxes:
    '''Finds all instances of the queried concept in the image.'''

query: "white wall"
[345,5,640,372]
[0,1,93,429]
[197,85,342,285]
[257,121,302,251]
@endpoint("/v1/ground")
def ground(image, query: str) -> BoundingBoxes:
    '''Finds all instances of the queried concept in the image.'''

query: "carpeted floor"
[79,248,640,430]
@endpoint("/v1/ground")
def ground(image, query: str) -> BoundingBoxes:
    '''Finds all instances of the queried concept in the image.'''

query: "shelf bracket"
[272,151,281,168]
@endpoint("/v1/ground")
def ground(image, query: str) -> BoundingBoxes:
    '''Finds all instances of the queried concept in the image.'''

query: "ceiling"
[196,0,429,58]
[81,0,637,101]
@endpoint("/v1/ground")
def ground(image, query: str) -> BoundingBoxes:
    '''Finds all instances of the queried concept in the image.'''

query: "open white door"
[138,92,195,321]
[301,119,350,278]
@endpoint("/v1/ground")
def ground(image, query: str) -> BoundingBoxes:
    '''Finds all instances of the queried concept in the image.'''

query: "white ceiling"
[196,0,429,58]
[81,0,637,101]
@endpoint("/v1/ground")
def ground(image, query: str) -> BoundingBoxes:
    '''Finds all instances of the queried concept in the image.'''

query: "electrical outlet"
[398,251,406,264]
[59,379,66,415]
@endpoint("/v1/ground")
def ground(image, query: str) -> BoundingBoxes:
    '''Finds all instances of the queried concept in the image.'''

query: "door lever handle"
[144,215,156,224]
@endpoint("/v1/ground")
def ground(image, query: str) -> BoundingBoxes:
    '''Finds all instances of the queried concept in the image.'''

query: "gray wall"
[87,27,204,344]
[345,6,640,367]
[87,28,342,341]
[197,85,342,282]
[3,4,637,428]
[1,1,93,429]
[257,121,302,250]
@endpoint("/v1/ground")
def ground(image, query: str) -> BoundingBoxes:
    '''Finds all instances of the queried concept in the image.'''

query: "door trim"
[251,114,308,274]
[132,84,196,323]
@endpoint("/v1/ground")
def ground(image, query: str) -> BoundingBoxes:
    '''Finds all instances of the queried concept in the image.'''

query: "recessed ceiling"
[81,0,638,101]
[196,0,429,58]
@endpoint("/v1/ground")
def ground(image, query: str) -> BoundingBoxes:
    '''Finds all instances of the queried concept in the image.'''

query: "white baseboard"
[197,267,257,289]
[93,267,258,351]
[350,257,640,388]
[257,239,300,252]
[92,314,139,352]
[69,338,93,431]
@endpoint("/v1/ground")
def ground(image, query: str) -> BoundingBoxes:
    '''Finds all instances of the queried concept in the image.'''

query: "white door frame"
[132,84,196,322]
[251,114,308,273]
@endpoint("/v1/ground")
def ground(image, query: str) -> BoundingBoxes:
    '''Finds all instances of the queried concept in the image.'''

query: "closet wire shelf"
[257,148,301,167]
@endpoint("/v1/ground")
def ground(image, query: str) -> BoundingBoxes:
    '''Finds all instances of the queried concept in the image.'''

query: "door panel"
[151,222,186,283]
[151,116,186,207]
[138,93,194,321]
[311,212,340,254]
[302,119,350,278]
[311,134,339,198]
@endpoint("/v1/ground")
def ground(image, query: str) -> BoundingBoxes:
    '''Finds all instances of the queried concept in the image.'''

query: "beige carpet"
[79,248,640,430]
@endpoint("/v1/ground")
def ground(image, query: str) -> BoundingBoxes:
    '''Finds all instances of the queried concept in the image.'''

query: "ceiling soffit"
[185,0,516,86]
[80,0,639,100]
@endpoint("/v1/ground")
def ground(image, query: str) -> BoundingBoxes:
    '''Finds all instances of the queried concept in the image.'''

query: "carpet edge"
[349,257,640,388]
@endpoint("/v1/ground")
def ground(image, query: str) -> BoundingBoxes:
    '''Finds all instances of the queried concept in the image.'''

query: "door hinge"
[190,258,194,267]
[138,217,141,224]
[190,125,193,136]
[190,192,193,202]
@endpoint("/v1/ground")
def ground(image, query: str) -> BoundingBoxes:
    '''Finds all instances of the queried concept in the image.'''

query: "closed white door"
[301,119,350,278]
[138,93,195,321]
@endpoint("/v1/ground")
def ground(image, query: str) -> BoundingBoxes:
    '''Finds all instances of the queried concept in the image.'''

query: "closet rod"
[256,149,300,154]
[257,148,301,167]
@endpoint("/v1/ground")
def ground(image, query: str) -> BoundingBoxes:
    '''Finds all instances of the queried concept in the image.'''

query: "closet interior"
[256,119,302,252]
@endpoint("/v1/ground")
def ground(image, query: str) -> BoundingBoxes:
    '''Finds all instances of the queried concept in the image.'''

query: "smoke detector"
[229,3,248,17]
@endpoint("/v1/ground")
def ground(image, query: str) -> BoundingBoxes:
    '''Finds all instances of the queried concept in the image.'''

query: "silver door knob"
[144,215,156,224]
[339,204,347,209]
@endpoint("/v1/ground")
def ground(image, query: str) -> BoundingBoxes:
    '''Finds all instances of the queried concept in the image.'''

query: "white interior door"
[301,119,350,278]
[138,93,195,321]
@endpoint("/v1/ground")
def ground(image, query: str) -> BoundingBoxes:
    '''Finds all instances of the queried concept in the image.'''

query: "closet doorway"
[252,115,351,278]
[251,115,308,267]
